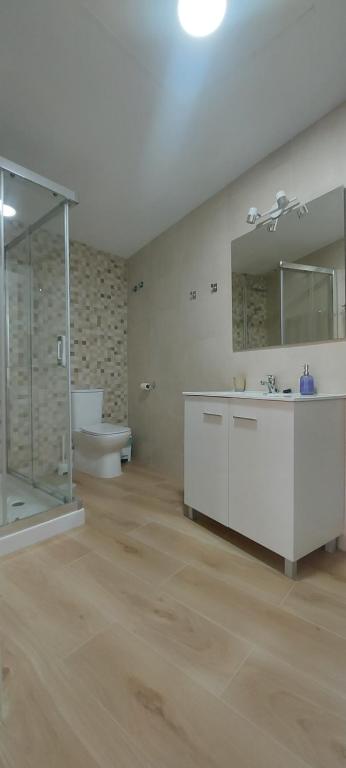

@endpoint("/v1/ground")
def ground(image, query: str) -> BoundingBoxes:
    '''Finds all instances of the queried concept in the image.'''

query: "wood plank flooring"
[0,462,346,767]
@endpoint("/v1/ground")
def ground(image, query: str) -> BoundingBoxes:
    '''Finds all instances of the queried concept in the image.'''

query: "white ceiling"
[0,0,346,257]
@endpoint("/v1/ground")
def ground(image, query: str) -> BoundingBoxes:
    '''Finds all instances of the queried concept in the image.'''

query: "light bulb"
[178,0,227,38]
[0,201,16,218]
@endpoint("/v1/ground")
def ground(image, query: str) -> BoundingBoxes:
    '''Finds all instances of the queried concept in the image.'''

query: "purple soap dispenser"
[300,364,315,395]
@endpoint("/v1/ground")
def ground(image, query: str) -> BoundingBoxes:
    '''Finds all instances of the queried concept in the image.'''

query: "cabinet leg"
[284,559,297,579]
[184,506,198,521]
[325,538,337,554]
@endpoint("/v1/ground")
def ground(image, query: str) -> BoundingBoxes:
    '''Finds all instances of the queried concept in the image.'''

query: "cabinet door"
[184,398,229,525]
[229,401,294,558]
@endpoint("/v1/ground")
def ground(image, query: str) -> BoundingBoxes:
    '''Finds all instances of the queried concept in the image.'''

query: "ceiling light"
[0,201,16,218]
[178,0,227,38]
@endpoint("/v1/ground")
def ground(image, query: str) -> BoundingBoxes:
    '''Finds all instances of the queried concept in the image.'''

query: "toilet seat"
[81,422,130,437]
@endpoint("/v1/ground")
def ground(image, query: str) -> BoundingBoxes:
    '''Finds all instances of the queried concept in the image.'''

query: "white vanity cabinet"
[184,392,346,576]
[229,400,293,560]
[184,397,229,526]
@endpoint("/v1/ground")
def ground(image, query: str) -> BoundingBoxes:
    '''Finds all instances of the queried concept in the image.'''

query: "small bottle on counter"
[300,364,315,395]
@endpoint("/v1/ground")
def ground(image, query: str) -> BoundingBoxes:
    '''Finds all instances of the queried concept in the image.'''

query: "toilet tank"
[71,388,104,431]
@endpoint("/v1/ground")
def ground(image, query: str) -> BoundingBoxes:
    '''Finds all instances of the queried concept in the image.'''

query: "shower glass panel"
[30,212,71,501]
[6,231,32,481]
[0,162,75,527]
[281,264,334,345]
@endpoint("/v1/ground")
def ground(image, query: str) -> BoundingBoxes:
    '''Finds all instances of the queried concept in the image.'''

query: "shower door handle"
[57,335,67,367]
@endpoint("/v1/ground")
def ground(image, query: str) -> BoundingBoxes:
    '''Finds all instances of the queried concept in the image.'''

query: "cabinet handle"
[203,411,223,418]
[233,415,257,423]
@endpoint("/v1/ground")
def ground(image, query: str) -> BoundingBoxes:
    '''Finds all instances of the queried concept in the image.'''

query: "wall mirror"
[231,186,345,351]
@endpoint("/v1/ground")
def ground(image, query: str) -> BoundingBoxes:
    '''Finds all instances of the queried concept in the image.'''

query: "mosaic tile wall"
[70,242,127,422]
[3,226,127,480]
[232,273,246,352]
[232,272,269,351]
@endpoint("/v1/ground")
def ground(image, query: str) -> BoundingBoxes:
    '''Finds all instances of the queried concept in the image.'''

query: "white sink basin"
[227,390,296,398]
[183,390,346,402]
[259,391,292,397]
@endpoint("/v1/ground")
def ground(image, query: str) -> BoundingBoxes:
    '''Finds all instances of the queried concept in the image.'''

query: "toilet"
[71,388,131,478]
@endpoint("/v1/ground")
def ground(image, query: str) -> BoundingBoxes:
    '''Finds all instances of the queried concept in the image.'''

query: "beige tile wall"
[128,101,346,487]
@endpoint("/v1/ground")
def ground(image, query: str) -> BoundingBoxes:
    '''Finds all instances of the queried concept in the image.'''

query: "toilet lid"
[82,422,130,436]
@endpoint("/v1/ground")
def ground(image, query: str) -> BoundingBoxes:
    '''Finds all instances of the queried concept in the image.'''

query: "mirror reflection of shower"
[232,186,345,351]
[233,260,339,351]
[279,261,335,345]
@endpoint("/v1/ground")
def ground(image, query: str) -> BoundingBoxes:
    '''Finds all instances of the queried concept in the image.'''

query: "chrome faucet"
[260,374,278,394]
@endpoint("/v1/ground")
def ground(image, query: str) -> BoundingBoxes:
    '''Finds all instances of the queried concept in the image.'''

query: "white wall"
[128,102,346,495]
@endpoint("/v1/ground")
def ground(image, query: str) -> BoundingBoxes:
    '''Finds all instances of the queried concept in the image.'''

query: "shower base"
[0,474,84,556]
[3,475,60,523]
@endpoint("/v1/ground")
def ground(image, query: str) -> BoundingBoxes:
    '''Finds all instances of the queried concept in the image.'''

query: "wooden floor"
[1,463,346,767]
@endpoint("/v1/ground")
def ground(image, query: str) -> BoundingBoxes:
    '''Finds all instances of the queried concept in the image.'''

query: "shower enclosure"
[0,157,83,548]
[279,261,335,345]
[233,262,336,351]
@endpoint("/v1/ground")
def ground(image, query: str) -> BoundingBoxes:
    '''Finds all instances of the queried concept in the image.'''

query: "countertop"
[183,391,346,402]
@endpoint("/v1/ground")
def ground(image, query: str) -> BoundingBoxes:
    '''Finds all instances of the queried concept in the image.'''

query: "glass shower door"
[2,168,73,524]
[5,234,33,484]
[280,263,334,345]
[30,207,72,504]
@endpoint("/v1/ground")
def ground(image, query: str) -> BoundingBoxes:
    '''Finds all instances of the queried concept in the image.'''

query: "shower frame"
[279,260,336,345]
[0,156,84,550]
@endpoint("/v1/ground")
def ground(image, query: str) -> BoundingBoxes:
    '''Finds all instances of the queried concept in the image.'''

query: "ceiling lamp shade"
[177,0,227,38]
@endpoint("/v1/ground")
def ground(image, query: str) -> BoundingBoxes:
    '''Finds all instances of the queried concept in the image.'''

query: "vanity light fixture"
[276,190,290,209]
[177,0,227,38]
[266,219,278,233]
[297,203,309,219]
[246,207,260,225]
[246,190,308,233]
[0,201,16,218]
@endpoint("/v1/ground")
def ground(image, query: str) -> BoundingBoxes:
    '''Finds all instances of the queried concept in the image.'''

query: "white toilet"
[71,388,131,478]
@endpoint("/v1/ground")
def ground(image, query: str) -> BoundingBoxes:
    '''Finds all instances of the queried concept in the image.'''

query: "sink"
[235,390,294,398]
[183,390,345,402]
[186,390,298,398]
[231,390,300,400]
[260,391,292,397]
